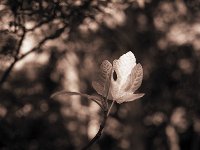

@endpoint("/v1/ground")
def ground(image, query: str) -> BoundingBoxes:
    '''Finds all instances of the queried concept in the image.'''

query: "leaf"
[51,91,103,109]
[130,63,143,92]
[124,63,143,92]
[92,60,112,97]
[51,91,88,98]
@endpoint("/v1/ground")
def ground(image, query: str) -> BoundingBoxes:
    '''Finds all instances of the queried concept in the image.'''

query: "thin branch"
[0,58,18,85]
[15,27,26,54]
[82,110,107,150]
[0,28,26,86]
[51,91,104,109]
[19,25,67,60]
[82,94,115,150]
[107,100,115,116]
[26,18,55,32]
[0,25,67,86]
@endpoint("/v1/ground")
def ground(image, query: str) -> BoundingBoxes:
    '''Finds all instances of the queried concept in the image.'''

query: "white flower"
[92,51,144,103]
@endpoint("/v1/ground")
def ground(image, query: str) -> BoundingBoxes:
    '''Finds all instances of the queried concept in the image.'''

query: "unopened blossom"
[92,51,144,103]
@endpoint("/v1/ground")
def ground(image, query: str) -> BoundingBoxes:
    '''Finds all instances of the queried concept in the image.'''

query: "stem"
[82,110,107,150]
[51,91,103,109]
[107,100,115,117]
[82,100,115,150]
[82,67,114,149]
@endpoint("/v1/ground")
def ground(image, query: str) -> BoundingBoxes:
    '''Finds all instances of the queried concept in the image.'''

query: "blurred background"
[0,0,200,150]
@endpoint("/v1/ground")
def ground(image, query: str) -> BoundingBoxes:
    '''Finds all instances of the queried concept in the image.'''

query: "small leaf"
[124,63,143,92]
[51,91,103,109]
[92,60,112,97]
[130,63,143,92]
[51,91,88,98]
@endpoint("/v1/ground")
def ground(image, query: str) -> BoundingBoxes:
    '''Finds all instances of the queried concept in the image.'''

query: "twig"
[0,25,67,86]
[51,91,104,110]
[0,58,18,85]
[82,110,108,150]
[107,100,115,117]
[0,28,26,86]
[82,100,115,150]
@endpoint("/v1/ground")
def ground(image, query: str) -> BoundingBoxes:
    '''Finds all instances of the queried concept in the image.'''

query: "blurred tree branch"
[0,25,67,86]
[0,0,93,86]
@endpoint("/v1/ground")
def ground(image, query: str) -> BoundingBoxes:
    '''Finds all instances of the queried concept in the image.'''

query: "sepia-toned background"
[0,0,200,150]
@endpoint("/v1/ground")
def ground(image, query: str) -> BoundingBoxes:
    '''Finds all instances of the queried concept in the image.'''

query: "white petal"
[112,51,136,83]
[110,51,136,100]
